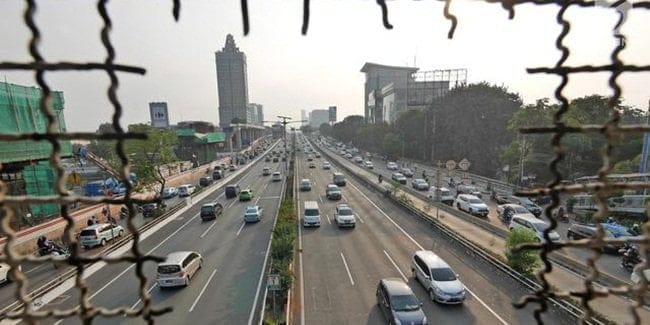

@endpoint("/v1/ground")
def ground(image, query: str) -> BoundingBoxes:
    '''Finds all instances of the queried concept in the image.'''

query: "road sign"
[268,274,281,291]
[458,158,471,171]
[445,160,456,171]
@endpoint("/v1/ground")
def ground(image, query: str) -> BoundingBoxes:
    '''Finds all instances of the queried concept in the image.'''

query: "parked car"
[509,215,560,243]
[391,173,407,185]
[386,162,399,170]
[265,156,271,162]
[567,223,630,253]
[244,205,263,223]
[157,251,202,288]
[229,164,237,171]
[411,250,466,304]
[199,176,213,187]
[411,179,429,191]
[0,263,20,284]
[325,184,342,200]
[307,155,314,161]
[315,153,321,158]
[225,184,241,199]
[504,196,543,217]
[454,194,489,217]
[323,161,331,170]
[161,187,178,199]
[272,172,282,182]
[239,188,254,201]
[262,167,271,176]
[178,184,196,197]
[334,204,356,228]
[428,187,454,205]
[363,160,374,169]
[200,202,223,221]
[299,179,312,192]
[79,223,124,249]
[376,278,427,325]
[401,168,414,178]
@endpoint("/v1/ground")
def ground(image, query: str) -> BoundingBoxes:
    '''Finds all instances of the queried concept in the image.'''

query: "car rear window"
[79,229,96,237]
[157,265,181,274]
[201,206,214,213]
[469,199,483,204]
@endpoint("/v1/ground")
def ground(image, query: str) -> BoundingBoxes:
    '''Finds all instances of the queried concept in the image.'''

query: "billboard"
[149,102,169,128]
[328,106,337,123]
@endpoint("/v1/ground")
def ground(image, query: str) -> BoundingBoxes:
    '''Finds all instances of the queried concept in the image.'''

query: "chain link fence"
[1,0,649,323]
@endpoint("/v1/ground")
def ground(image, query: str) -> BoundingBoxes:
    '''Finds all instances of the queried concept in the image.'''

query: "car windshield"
[201,206,214,213]
[431,268,457,281]
[441,190,451,196]
[391,294,421,312]
[246,207,257,213]
[532,222,549,232]
[338,208,353,216]
[305,209,319,216]
[469,199,483,204]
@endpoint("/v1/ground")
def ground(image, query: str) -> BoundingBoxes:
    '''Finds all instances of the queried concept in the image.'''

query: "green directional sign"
[268,274,281,291]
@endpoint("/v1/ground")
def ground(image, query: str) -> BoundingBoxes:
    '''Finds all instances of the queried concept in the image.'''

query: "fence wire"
[1,0,649,324]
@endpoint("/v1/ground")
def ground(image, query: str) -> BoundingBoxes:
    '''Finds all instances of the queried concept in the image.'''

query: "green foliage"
[270,200,297,291]
[123,124,178,194]
[300,125,314,134]
[505,228,540,275]
[319,123,332,136]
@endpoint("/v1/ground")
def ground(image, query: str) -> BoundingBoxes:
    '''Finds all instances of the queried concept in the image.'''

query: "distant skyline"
[0,1,648,132]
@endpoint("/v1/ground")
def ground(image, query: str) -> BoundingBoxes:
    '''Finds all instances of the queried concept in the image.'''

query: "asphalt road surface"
[295,136,573,325]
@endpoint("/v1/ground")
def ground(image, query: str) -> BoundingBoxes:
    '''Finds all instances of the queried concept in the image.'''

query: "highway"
[340,147,631,283]
[1,142,286,325]
[295,136,572,325]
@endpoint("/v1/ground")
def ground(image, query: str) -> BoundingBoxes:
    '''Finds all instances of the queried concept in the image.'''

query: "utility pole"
[278,115,291,170]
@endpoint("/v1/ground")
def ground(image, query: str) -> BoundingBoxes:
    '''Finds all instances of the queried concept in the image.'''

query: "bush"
[505,228,540,275]
[270,200,297,291]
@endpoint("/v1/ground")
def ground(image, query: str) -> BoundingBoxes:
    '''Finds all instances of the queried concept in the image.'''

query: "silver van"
[411,250,466,304]
[303,201,321,227]
[157,251,203,288]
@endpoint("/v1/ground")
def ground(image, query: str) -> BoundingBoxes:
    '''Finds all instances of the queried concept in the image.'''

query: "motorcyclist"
[378,174,383,183]
[37,236,63,256]
[621,243,641,271]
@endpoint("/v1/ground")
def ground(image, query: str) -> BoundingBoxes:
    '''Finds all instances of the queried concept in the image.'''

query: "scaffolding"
[407,69,468,107]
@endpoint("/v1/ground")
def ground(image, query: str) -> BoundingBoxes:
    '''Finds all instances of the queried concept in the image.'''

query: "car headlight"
[422,316,428,325]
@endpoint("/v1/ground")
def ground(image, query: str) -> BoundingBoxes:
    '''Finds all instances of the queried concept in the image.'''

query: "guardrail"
[314,141,605,325]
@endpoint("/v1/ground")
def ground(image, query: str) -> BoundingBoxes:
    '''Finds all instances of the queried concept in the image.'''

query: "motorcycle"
[619,243,642,272]
[38,244,71,269]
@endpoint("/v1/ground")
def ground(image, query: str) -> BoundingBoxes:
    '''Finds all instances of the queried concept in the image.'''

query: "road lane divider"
[383,250,408,283]
[236,222,246,237]
[189,268,218,313]
[199,219,218,239]
[340,252,355,286]
[129,283,158,310]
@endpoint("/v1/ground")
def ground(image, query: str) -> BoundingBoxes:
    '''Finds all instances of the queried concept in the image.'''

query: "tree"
[319,123,332,136]
[300,125,314,134]
[505,228,540,275]
[123,124,178,196]
[332,115,364,144]
[87,123,118,161]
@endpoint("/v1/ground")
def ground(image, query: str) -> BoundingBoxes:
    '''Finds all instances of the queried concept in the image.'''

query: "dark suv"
[225,184,241,199]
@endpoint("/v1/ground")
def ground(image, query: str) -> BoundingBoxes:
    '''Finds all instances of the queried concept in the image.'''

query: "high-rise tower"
[216,34,249,127]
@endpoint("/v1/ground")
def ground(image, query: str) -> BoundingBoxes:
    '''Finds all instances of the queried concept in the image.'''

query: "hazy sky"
[1,0,648,132]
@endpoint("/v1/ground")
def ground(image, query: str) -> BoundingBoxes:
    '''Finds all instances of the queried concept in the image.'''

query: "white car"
[509,215,561,243]
[244,205,264,223]
[0,263,20,284]
[157,251,203,288]
[335,204,356,228]
[345,153,353,159]
[363,161,374,169]
[353,156,363,163]
[411,250,466,304]
[178,184,196,197]
[428,187,454,205]
[391,172,407,184]
[387,162,398,170]
[272,172,282,182]
[323,161,331,170]
[455,194,489,217]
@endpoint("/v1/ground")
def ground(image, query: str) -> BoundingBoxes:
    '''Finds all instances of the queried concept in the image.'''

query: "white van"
[303,201,321,227]
[509,215,560,243]
[157,251,203,288]
[428,187,454,205]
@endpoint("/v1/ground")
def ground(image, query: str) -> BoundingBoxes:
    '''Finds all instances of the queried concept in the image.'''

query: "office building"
[246,103,264,125]
[309,109,329,128]
[216,34,249,127]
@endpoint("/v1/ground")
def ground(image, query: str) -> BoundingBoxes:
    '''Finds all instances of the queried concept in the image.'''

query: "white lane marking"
[325,214,331,225]
[297,184,305,325]
[348,181,508,325]
[236,222,246,236]
[340,252,355,286]
[248,184,284,325]
[129,282,158,310]
[383,250,408,283]
[199,220,218,238]
[259,196,281,200]
[356,214,365,224]
[189,268,218,312]
[24,264,44,275]
[227,199,238,208]
[319,196,323,204]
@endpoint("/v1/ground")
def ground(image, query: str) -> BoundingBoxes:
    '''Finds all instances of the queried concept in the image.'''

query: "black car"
[199,176,213,187]
[273,157,279,162]
[225,184,241,199]
[212,170,223,180]
[141,202,165,218]
[265,156,271,162]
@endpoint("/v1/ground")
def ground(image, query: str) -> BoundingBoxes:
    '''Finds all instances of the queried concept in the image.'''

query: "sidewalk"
[328,148,648,324]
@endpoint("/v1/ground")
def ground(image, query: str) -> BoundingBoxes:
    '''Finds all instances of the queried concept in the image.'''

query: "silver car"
[411,250,466,304]
[244,205,263,223]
